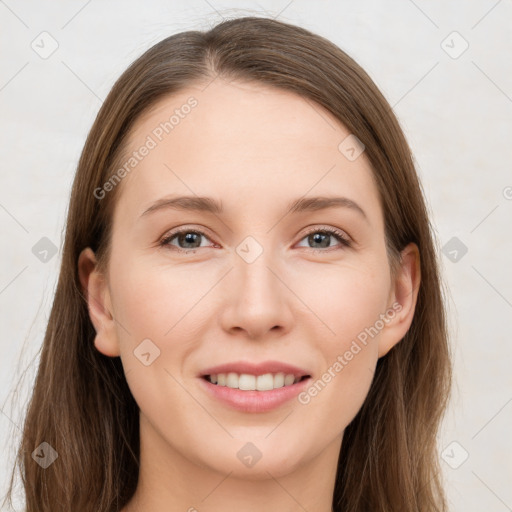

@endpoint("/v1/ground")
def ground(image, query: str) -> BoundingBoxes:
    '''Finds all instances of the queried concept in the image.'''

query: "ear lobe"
[377,242,421,358]
[78,248,120,357]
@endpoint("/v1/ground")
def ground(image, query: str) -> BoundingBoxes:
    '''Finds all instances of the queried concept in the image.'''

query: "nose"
[218,248,295,340]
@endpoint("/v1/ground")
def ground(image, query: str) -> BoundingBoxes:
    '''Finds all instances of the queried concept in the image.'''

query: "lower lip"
[198,377,311,413]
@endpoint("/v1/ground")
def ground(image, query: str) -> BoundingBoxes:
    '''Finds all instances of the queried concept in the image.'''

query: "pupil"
[180,232,200,248]
[310,233,329,248]
[177,232,331,250]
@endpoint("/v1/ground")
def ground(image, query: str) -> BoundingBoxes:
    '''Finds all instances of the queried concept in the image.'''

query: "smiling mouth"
[202,372,310,391]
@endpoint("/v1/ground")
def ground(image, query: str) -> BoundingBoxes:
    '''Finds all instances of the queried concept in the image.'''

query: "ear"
[78,248,120,357]
[378,242,421,358]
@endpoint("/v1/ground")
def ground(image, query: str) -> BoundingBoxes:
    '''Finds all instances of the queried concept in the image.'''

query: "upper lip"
[199,360,311,379]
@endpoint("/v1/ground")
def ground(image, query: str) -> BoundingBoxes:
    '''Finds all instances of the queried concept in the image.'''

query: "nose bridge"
[234,234,283,304]
[220,233,292,338]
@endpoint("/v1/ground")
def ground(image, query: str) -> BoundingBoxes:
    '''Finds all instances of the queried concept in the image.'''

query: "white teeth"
[284,374,295,386]
[273,372,285,388]
[239,374,256,390]
[256,373,274,391]
[207,372,304,390]
[226,372,238,389]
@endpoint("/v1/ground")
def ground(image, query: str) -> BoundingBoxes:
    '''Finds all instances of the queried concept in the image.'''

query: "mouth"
[202,372,310,390]
[198,361,312,413]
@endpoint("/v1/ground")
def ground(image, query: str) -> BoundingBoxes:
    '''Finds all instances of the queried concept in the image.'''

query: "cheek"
[335,274,389,342]
[293,259,391,341]
[108,258,206,419]
[293,264,389,433]
[323,264,390,378]
[109,256,209,346]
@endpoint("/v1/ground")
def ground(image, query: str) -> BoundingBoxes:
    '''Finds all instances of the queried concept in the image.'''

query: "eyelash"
[159,226,352,254]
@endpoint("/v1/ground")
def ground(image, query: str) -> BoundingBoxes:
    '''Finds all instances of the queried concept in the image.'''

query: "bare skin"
[79,77,420,512]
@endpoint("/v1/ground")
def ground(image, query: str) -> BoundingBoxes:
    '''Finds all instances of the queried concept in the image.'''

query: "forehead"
[133,79,354,155]
[113,78,382,226]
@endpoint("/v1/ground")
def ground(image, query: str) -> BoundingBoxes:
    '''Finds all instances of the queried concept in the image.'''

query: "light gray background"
[1,1,511,510]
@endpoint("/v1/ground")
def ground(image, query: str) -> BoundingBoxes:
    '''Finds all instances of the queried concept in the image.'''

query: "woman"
[4,16,452,512]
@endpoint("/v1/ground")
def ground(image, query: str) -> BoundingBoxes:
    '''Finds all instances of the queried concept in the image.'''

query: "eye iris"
[309,232,330,248]
[168,229,342,251]
[179,232,201,249]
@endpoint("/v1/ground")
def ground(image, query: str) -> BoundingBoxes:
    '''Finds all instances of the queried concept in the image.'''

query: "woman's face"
[81,78,418,480]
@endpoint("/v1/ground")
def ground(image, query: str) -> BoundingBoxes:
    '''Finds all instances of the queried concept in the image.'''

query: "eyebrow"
[140,195,368,221]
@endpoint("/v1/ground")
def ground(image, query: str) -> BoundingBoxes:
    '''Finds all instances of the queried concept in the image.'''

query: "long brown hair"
[3,16,452,511]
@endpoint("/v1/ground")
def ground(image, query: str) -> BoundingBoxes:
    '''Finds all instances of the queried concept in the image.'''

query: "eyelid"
[297,225,352,250]
[300,225,351,243]
[159,225,217,248]
[159,224,352,252]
